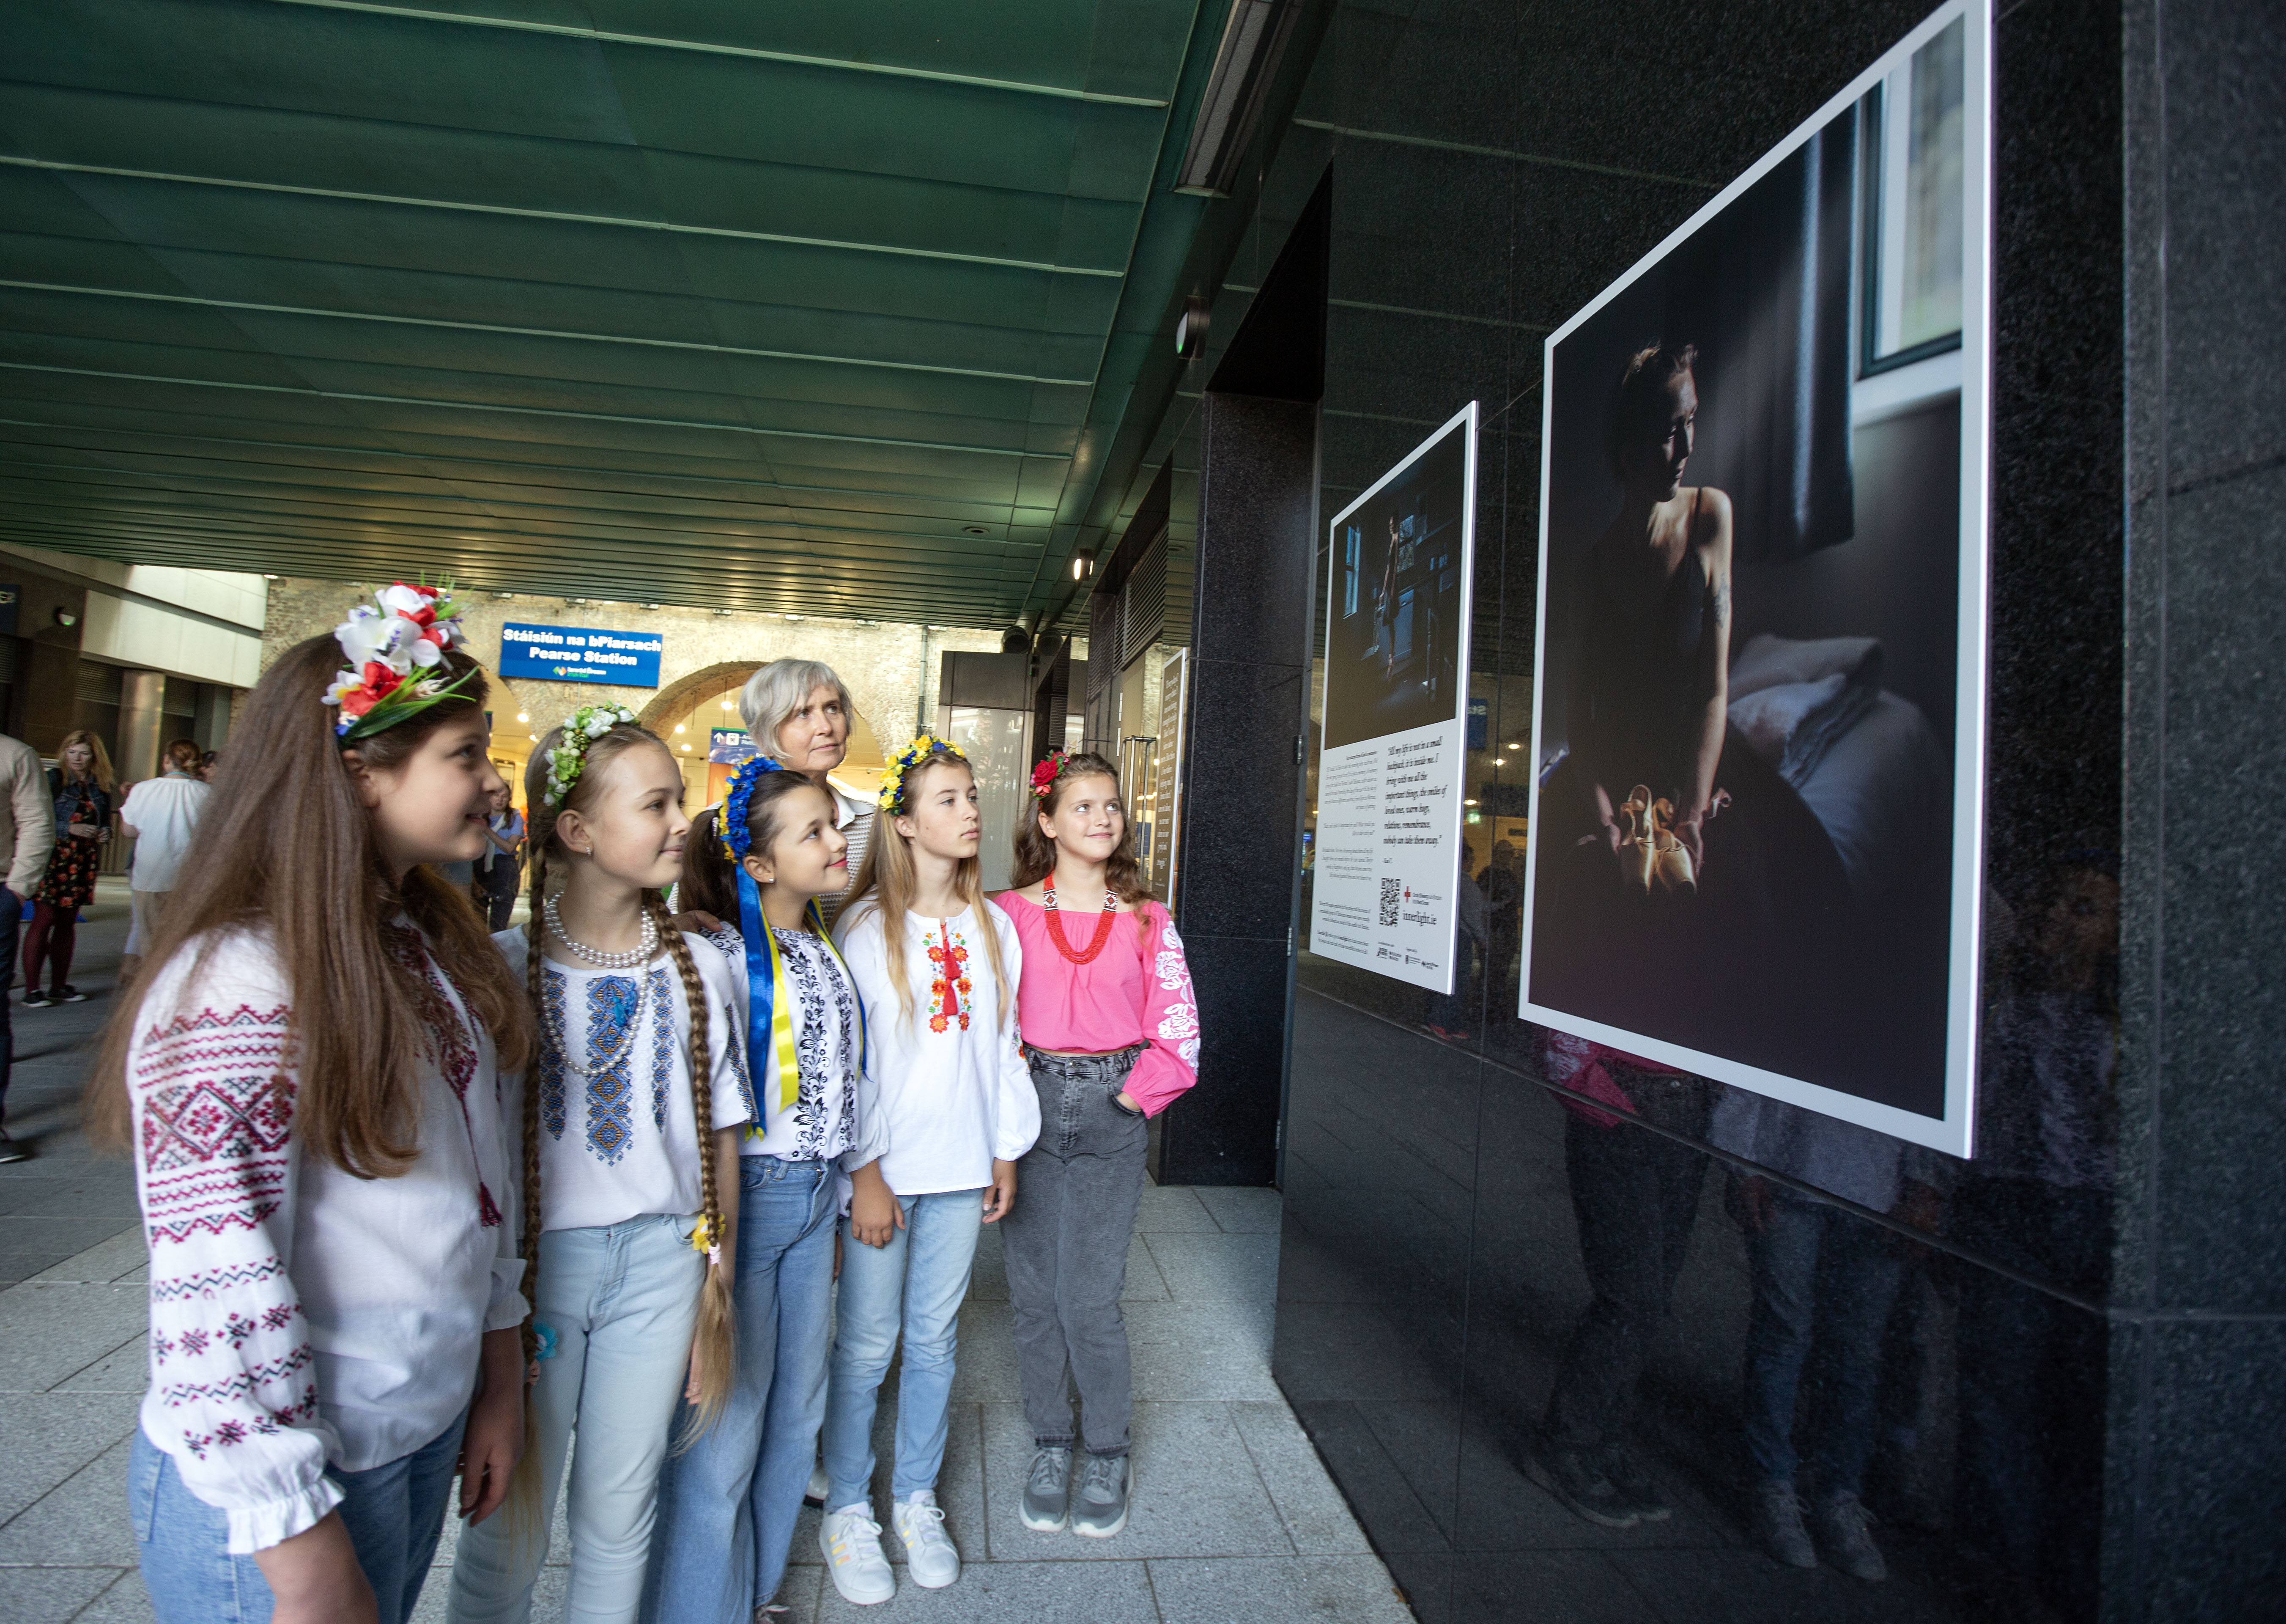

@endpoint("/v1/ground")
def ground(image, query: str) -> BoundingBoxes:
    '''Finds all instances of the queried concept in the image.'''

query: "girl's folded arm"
[132,953,341,1555]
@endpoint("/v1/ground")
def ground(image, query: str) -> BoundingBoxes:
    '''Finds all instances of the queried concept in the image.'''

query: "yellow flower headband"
[877,733,968,815]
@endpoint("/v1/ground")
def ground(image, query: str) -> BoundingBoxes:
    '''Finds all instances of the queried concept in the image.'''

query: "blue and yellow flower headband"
[877,732,968,817]
[716,753,786,861]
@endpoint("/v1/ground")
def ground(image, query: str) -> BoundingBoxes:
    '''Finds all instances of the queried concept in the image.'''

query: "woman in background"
[23,730,112,1007]
[739,660,872,927]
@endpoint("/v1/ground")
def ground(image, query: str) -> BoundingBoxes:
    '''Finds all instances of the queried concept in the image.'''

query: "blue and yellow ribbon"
[735,864,866,1125]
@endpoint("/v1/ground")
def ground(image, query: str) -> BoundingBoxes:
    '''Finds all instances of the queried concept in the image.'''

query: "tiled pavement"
[1,883,1409,1623]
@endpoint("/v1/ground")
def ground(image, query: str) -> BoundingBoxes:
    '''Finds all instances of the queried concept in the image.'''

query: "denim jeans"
[823,1187,985,1508]
[641,1156,836,1624]
[1741,1187,1908,1499]
[1001,1047,1147,1457]
[132,1410,464,1624]
[451,1215,702,1624]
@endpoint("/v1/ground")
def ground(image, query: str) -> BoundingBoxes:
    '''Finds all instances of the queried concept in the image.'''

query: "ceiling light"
[564,597,588,607]
[493,591,516,601]
[515,711,529,723]
[527,732,538,742]
[1495,757,1507,766]
[674,723,686,733]
[721,699,733,710]
[1176,0,1302,197]
[713,607,735,617]
[1175,294,1210,361]
[783,614,804,622]
[641,602,662,610]
[1070,550,1096,582]
[681,743,691,752]
[262,573,280,581]
[964,525,990,537]
[1464,798,1478,805]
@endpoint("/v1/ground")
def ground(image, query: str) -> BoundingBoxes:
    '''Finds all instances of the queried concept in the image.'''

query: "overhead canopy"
[0,0,1227,627]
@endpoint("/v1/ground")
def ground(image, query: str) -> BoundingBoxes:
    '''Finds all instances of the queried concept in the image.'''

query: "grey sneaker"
[1811,1492,1887,1581]
[1070,1452,1131,1539]
[1524,1440,1638,1529]
[0,1131,26,1165]
[1598,1443,1672,1523]
[1021,1444,1073,1532]
[1753,1480,1816,1569]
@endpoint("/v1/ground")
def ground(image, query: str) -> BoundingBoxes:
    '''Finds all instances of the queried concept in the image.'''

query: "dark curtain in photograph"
[1661,110,1858,565]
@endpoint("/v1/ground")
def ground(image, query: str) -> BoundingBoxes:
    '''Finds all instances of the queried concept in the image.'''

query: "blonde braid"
[501,837,552,1553]
[652,893,737,1442]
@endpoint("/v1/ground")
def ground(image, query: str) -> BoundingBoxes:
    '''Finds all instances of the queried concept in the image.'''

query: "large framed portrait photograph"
[1519,0,1990,1155]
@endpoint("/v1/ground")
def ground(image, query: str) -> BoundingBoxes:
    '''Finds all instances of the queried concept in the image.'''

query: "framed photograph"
[1312,401,1480,993]
[1519,0,1990,1156]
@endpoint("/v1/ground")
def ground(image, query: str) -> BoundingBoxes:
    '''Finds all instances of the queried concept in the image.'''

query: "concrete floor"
[0,880,1408,1624]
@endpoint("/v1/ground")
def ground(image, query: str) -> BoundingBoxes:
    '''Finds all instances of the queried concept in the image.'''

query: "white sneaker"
[818,1503,895,1605]
[804,1462,829,1506]
[891,1490,960,1589]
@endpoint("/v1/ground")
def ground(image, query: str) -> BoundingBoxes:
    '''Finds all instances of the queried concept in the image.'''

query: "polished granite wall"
[1161,0,2286,1619]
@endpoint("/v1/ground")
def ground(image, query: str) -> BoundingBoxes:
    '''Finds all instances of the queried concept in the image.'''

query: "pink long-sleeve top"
[995,894,1199,1118]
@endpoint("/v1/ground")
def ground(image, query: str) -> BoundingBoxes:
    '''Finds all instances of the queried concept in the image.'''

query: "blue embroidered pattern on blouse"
[584,975,640,1164]
[540,967,569,1139]
[648,969,674,1133]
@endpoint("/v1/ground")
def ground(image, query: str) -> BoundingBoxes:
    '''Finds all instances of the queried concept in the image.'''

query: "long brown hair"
[57,729,115,796]
[1010,749,1152,944]
[518,723,734,1448]
[86,636,534,1169]
[841,754,1011,1029]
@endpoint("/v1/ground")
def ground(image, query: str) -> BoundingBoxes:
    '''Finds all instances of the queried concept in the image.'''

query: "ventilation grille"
[75,660,122,704]
[1087,585,1121,702]
[1121,536,1167,658]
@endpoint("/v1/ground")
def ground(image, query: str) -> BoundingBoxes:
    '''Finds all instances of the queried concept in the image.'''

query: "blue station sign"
[498,622,663,687]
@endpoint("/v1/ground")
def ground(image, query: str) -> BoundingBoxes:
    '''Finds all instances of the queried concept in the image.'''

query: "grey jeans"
[1001,1045,1148,1457]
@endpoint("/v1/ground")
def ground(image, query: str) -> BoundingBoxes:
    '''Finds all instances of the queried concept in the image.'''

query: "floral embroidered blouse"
[706,923,885,1170]
[831,899,1040,1194]
[499,928,751,1233]
[994,895,1200,1118]
[126,924,524,1555]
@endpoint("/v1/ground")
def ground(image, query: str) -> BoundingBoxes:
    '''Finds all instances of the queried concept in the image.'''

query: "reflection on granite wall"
[1211,0,2286,1618]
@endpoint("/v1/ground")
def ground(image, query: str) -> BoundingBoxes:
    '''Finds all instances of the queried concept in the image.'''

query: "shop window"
[1861,15,1965,375]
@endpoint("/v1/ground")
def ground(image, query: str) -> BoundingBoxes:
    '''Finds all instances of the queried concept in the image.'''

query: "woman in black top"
[1532,343,1848,1080]
[24,730,113,1006]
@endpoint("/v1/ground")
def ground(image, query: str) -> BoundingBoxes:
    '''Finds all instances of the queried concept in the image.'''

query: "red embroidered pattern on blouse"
[926,921,973,1034]
[134,1003,296,1248]
[383,925,503,1228]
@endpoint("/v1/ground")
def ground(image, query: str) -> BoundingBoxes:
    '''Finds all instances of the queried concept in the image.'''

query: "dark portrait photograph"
[1323,414,1472,754]
[1521,11,1985,1141]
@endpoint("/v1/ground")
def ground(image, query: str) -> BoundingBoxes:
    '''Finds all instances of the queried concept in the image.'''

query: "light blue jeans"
[132,1409,465,1624]
[641,1156,836,1624]
[823,1188,986,1508]
[451,1215,702,1624]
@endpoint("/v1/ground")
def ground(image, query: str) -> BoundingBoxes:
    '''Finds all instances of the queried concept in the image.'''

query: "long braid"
[652,892,736,1442]
[501,837,551,1550]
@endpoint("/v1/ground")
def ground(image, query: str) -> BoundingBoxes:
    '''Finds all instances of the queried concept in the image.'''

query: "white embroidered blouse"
[127,924,524,1555]
[705,922,885,1170]
[831,899,1040,1194]
[499,929,751,1233]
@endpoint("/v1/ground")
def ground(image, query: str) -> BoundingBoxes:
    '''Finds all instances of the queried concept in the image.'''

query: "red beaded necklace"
[1041,875,1120,965]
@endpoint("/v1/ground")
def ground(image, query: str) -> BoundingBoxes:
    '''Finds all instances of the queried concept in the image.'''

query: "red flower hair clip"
[1030,749,1070,801]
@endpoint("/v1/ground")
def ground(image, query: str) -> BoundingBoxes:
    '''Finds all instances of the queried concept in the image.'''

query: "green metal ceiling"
[0,0,1228,626]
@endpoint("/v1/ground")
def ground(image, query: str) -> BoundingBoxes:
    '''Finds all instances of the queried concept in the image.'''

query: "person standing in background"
[0,729,56,1162]
[117,740,210,988]
[23,730,113,1009]
[740,659,873,926]
[476,784,523,931]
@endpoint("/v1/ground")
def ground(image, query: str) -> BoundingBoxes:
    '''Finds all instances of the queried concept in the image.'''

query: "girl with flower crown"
[802,736,1039,1604]
[994,749,1199,1542]
[87,586,535,1624]
[447,705,750,1624]
[641,757,884,1624]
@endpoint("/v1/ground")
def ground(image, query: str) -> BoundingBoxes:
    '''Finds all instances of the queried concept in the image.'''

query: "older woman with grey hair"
[740,658,872,924]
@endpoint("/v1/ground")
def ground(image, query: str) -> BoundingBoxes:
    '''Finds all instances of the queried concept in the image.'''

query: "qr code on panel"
[1379,877,1401,926]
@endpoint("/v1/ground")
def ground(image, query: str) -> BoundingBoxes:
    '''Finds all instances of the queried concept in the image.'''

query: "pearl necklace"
[543,894,658,969]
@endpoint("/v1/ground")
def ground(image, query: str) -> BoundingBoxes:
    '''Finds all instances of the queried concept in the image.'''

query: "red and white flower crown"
[323,582,474,742]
